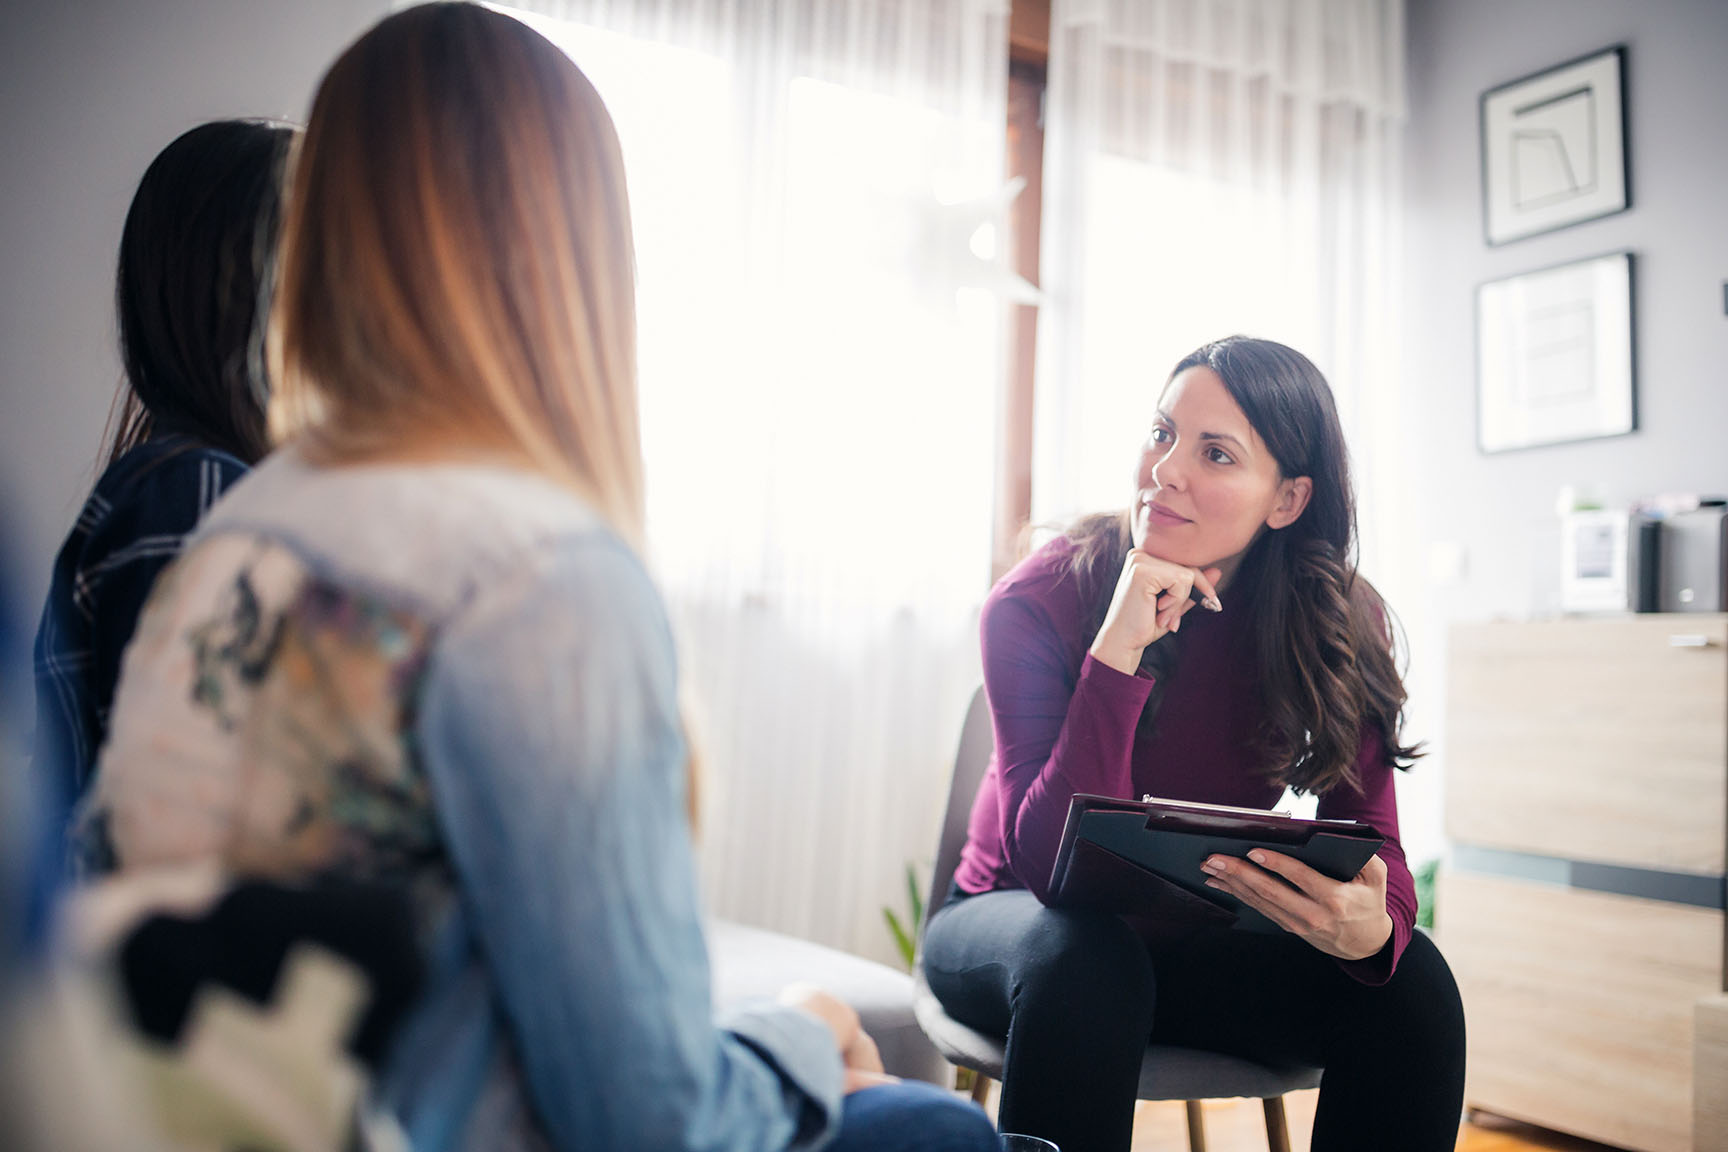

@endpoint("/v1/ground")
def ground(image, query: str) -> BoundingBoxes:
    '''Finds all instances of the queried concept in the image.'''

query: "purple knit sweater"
[953,536,1416,985]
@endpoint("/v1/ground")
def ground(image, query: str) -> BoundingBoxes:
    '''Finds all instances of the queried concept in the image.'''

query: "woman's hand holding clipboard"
[1045,794,1387,953]
[1198,846,1395,961]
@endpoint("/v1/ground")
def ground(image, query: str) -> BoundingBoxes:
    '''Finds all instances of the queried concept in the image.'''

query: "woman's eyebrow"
[1158,411,1249,453]
[1197,430,1249,452]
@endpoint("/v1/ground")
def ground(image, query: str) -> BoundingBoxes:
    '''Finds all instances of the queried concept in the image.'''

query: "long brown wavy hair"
[1065,336,1420,795]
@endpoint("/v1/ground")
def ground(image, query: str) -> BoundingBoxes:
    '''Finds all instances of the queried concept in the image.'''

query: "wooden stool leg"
[1184,1100,1207,1152]
[1262,1096,1292,1152]
[969,1072,992,1106]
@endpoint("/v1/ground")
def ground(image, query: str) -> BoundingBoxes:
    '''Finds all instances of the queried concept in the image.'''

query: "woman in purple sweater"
[923,336,1465,1152]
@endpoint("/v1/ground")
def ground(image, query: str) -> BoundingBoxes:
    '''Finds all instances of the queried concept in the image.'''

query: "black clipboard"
[1047,793,1385,935]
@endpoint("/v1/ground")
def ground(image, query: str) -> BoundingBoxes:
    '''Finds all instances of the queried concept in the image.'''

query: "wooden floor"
[973,1083,1630,1151]
[1125,1090,1630,1151]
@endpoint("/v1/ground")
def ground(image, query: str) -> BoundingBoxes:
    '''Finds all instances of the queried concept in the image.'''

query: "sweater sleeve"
[981,585,1154,903]
[1314,727,1417,986]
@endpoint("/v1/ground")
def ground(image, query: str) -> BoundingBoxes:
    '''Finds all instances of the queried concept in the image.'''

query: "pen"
[1187,584,1223,612]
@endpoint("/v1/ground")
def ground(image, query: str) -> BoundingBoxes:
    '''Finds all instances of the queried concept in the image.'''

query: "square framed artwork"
[1476,251,1634,454]
[1481,46,1628,246]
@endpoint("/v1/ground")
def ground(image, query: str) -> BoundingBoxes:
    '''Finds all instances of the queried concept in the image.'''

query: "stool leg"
[1184,1100,1207,1152]
[969,1072,992,1106]
[1262,1096,1291,1152]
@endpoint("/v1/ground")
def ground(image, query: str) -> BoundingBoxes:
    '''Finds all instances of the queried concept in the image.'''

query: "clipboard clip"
[1142,794,1293,819]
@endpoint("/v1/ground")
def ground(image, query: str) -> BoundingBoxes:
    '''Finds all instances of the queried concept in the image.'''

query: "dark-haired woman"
[922,336,1466,1152]
[32,119,293,816]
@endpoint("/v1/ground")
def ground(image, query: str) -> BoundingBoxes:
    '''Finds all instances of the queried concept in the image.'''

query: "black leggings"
[922,888,1465,1152]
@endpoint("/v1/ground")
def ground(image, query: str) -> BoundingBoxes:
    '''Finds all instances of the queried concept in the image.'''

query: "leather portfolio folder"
[1047,794,1385,935]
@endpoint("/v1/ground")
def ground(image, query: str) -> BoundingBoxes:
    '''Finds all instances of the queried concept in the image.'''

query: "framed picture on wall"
[1481,46,1628,245]
[1476,251,1635,453]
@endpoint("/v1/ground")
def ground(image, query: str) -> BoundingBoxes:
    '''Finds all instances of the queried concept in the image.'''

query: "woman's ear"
[1266,475,1312,530]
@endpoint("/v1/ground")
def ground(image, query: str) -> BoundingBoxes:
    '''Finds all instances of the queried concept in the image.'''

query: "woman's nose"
[1149,444,1182,490]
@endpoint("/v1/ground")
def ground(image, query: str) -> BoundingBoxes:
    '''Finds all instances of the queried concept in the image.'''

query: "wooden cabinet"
[1440,615,1728,1152]
[1700,995,1728,1152]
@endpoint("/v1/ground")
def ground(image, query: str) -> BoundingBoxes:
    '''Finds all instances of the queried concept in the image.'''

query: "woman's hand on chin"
[1087,549,1223,675]
[1198,850,1394,961]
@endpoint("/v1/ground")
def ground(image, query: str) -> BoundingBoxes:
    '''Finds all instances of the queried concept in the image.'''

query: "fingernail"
[1204,879,1223,891]
[1172,616,1181,632]
[1203,596,1223,613]
[1201,858,1222,874]
[1248,850,1266,865]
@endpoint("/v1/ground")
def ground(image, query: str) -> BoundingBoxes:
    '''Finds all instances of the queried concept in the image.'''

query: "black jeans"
[922,888,1466,1152]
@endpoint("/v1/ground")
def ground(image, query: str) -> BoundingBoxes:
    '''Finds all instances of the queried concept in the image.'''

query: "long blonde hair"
[269,1,644,545]
[269,3,705,821]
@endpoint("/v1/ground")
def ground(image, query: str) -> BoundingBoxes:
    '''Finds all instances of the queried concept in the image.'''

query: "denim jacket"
[77,447,843,1152]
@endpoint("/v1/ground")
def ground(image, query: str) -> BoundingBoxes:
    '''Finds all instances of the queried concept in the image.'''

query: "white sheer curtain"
[1035,0,1406,583]
[493,1,1009,963]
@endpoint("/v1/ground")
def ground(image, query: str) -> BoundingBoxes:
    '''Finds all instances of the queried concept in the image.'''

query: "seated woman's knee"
[829,1081,998,1152]
[1367,932,1466,1055]
[1014,907,1153,1004]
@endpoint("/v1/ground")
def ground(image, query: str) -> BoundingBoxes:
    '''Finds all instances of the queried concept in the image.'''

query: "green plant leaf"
[883,907,915,971]
[905,862,924,930]
[1413,857,1438,932]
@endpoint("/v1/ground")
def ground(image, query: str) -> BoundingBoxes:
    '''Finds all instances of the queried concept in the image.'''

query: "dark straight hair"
[1066,335,1420,795]
[102,119,296,470]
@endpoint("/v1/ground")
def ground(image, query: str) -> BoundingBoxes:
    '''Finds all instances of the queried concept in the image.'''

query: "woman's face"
[1130,365,1311,581]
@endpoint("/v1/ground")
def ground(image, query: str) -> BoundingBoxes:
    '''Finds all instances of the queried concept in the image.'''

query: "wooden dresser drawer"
[1445,616,1728,874]
[1439,870,1722,1152]
[1700,995,1728,1152]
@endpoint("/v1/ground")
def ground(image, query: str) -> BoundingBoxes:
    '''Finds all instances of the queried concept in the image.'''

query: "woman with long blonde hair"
[78,5,996,1150]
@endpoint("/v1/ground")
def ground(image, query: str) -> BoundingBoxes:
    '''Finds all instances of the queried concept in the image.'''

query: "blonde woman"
[77,5,996,1151]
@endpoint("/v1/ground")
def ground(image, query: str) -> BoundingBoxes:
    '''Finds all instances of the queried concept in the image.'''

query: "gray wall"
[1393,0,1728,859]
[0,0,387,616]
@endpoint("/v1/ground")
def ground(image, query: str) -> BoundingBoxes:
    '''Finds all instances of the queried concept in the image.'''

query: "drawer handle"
[1669,634,1718,648]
